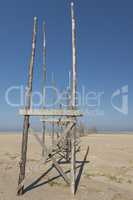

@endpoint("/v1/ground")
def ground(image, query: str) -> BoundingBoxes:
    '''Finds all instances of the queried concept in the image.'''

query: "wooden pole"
[42,21,46,157]
[52,122,55,147]
[71,2,77,108]
[51,72,55,147]
[17,17,37,195]
[65,71,71,162]
[70,2,77,195]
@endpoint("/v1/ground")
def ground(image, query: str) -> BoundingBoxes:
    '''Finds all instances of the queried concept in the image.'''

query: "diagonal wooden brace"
[50,155,70,185]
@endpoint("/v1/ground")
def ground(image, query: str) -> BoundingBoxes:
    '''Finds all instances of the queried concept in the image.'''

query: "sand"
[0,133,133,200]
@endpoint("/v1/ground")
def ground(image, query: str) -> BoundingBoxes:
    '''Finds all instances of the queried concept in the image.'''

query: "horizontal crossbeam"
[19,109,83,117]
[40,118,76,123]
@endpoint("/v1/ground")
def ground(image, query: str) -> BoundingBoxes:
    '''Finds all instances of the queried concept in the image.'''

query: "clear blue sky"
[0,0,133,131]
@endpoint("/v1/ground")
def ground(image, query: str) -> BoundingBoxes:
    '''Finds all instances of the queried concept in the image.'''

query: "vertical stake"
[51,72,55,147]
[70,2,77,195]
[42,21,46,157]
[17,17,37,195]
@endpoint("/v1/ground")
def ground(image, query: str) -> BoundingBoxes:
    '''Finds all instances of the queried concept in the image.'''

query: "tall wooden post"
[17,17,37,195]
[42,21,46,157]
[71,2,77,108]
[51,72,55,147]
[70,2,77,195]
[66,72,71,162]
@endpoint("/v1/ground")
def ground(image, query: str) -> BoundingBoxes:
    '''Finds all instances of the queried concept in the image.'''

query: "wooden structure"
[17,2,83,195]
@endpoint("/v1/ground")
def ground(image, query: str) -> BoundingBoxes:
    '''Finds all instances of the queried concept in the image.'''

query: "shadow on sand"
[23,145,90,195]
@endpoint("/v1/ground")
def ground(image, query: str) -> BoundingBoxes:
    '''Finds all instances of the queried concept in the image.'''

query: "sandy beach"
[0,133,133,200]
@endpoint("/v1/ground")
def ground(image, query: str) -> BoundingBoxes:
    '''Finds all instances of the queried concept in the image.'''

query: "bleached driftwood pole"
[17,17,37,195]
[70,2,77,195]
[42,21,46,157]
[71,2,77,109]
[51,72,55,147]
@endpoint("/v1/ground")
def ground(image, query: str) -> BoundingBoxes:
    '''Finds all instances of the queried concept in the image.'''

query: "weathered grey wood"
[50,156,70,185]
[19,109,82,116]
[52,122,55,147]
[57,121,75,145]
[71,2,77,108]
[65,134,71,162]
[40,118,76,123]
[17,17,37,195]
[30,126,69,163]
[30,128,69,185]
[32,130,70,184]
[42,21,46,157]
[70,2,77,195]
[71,124,76,194]
[42,122,46,157]
[17,2,83,196]
[51,72,55,147]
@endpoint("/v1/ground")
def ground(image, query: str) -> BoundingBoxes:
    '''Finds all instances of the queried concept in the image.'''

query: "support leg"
[52,122,54,147]
[17,116,29,195]
[17,16,37,195]
[65,133,71,162]
[71,125,76,195]
[42,121,46,157]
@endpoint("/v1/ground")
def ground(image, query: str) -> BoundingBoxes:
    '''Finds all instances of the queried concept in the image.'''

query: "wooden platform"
[19,109,83,117]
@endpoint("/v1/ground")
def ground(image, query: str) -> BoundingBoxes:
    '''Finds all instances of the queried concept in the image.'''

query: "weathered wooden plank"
[19,109,83,117]
[40,118,76,123]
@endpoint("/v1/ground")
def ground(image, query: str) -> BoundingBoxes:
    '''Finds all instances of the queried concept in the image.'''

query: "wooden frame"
[17,2,82,196]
